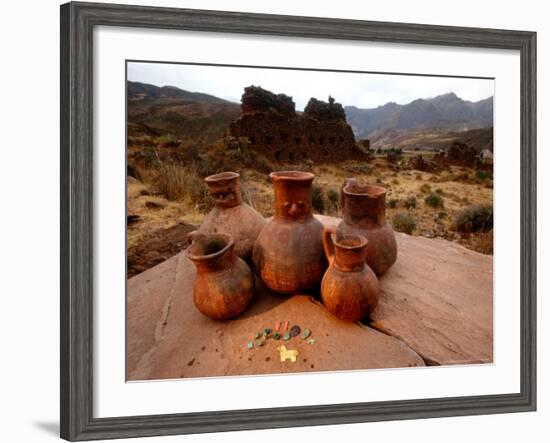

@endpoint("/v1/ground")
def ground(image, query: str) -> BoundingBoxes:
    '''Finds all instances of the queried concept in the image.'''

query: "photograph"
[126,61,494,380]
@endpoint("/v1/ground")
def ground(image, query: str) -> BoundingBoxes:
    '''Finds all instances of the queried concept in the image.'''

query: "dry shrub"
[138,161,211,210]
[327,188,339,205]
[476,170,491,181]
[312,184,326,214]
[454,204,493,233]
[387,198,399,209]
[392,212,416,235]
[154,163,206,204]
[425,192,444,208]
[403,195,417,209]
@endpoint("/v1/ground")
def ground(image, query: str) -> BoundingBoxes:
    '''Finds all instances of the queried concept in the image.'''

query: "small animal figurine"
[277,345,299,362]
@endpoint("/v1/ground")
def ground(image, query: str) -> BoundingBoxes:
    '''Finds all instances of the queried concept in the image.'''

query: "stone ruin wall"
[229,86,365,163]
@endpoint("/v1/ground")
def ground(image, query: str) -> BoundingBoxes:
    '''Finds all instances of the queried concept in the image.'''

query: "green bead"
[301,329,311,339]
[273,332,281,340]
[247,341,254,349]
[283,332,291,341]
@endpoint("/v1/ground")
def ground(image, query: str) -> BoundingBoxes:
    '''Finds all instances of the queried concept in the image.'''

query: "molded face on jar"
[270,171,314,221]
[204,171,242,208]
[198,171,266,260]
[252,170,326,293]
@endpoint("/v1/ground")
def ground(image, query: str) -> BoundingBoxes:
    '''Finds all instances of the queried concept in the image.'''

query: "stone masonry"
[229,86,365,163]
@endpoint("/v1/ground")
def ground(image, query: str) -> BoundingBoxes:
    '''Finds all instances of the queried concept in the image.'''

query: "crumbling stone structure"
[408,154,442,173]
[229,86,364,163]
[433,142,478,167]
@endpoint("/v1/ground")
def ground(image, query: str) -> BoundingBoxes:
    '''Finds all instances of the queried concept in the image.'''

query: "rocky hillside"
[345,92,493,139]
[127,81,240,142]
[370,127,493,152]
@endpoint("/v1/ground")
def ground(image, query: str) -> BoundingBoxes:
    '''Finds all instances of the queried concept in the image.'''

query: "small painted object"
[275,321,281,331]
[277,345,299,362]
[337,178,397,275]
[196,171,266,260]
[301,329,311,339]
[247,341,254,350]
[263,328,272,337]
[283,332,291,341]
[321,227,380,322]
[256,338,265,347]
[307,339,316,345]
[254,332,261,339]
[273,333,281,340]
[289,325,301,337]
[252,171,327,293]
[284,320,290,331]
[187,232,254,320]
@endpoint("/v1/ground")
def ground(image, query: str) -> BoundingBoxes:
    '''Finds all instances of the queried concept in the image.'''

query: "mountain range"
[127,81,493,149]
[345,92,493,140]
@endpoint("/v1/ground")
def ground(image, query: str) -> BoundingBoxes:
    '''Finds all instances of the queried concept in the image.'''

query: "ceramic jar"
[252,171,326,294]
[337,178,397,275]
[320,227,379,321]
[196,171,266,260]
[187,232,254,320]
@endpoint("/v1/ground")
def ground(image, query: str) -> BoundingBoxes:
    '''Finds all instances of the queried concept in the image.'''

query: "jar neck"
[342,192,386,226]
[333,246,367,272]
[273,180,314,221]
[193,249,235,273]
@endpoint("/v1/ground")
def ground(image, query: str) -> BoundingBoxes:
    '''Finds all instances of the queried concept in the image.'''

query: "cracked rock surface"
[127,216,492,380]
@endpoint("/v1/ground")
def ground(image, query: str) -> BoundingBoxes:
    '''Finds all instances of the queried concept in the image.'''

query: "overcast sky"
[128,62,494,111]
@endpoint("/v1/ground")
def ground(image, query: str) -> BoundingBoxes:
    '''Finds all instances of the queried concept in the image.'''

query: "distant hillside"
[370,127,493,152]
[345,92,493,139]
[127,81,240,142]
[128,81,230,103]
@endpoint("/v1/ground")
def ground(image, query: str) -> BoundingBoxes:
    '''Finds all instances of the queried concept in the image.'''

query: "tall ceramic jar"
[196,171,266,260]
[187,232,254,320]
[321,227,379,321]
[337,178,397,275]
[252,171,326,294]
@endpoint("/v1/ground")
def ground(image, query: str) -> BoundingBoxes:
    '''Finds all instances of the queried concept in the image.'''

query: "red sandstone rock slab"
[318,215,494,366]
[127,252,424,380]
[127,215,493,380]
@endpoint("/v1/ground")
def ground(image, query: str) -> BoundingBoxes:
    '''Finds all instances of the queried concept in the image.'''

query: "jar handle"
[322,227,336,265]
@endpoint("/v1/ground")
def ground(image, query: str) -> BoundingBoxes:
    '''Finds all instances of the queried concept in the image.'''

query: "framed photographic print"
[60,1,537,441]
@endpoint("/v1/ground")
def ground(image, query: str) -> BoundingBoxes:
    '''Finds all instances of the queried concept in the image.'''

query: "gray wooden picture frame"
[60,1,537,441]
